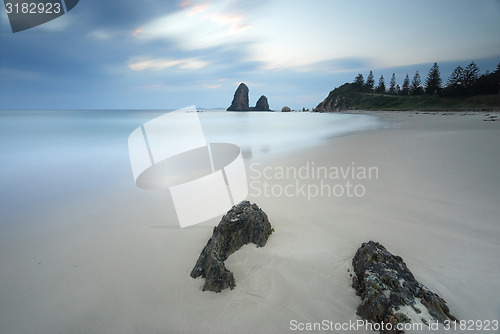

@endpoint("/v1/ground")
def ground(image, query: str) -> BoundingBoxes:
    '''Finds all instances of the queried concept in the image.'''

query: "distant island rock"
[352,241,457,333]
[281,106,291,112]
[190,201,273,292]
[227,83,272,111]
[252,95,271,111]
[227,83,250,111]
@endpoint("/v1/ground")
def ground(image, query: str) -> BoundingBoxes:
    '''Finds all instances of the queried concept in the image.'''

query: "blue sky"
[1,0,499,110]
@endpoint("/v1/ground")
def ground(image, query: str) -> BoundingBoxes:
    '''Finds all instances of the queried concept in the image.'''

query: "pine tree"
[365,71,375,92]
[445,66,464,96]
[410,71,423,95]
[395,84,401,95]
[353,74,364,89]
[425,63,442,95]
[389,73,396,95]
[401,74,410,95]
[447,66,464,88]
[463,61,480,92]
[375,75,386,94]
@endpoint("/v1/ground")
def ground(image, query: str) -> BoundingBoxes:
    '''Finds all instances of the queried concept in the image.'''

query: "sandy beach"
[1,111,499,334]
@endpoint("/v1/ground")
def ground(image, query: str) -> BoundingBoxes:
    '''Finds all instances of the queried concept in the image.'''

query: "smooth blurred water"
[0,109,381,229]
[198,111,380,159]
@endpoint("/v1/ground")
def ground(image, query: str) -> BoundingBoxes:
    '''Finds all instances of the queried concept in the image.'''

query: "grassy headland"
[316,61,500,111]
[315,83,500,111]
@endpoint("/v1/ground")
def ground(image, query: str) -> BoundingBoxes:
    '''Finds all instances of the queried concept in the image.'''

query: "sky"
[1,0,499,110]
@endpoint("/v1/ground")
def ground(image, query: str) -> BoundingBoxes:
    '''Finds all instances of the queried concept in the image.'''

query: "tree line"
[352,61,500,97]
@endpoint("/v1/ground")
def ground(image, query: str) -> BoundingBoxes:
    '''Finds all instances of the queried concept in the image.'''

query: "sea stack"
[227,83,250,111]
[252,95,271,111]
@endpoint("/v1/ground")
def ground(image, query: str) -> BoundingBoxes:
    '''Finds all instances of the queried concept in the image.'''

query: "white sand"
[1,111,499,333]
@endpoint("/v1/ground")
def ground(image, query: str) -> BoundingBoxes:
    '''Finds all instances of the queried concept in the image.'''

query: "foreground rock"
[352,241,457,333]
[190,201,273,292]
[227,83,250,111]
[251,95,271,111]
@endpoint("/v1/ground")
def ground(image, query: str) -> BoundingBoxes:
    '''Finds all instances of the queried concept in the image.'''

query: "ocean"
[0,109,381,232]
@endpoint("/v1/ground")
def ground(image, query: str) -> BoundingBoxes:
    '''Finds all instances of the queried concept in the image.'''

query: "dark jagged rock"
[227,83,272,111]
[227,83,250,111]
[352,241,457,333]
[250,95,271,111]
[190,201,273,292]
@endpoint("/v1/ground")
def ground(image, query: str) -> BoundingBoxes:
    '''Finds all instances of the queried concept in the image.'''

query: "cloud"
[203,83,223,89]
[209,12,241,25]
[133,0,363,72]
[232,81,261,87]
[141,82,164,89]
[133,1,500,76]
[187,2,210,16]
[89,30,113,40]
[179,59,208,69]
[291,57,375,74]
[136,0,254,50]
[0,68,44,81]
[179,0,192,7]
[128,57,208,71]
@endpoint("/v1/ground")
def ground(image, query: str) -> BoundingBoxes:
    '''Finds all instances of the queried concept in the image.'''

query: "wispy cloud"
[0,68,44,81]
[209,12,241,25]
[201,78,227,89]
[232,81,261,87]
[137,0,495,73]
[187,2,210,16]
[203,83,223,89]
[89,30,113,40]
[141,82,164,89]
[136,0,253,50]
[178,0,192,7]
[133,0,362,72]
[128,57,208,71]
